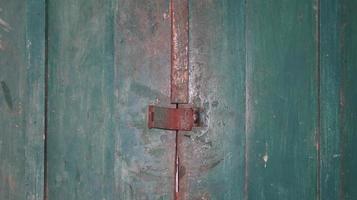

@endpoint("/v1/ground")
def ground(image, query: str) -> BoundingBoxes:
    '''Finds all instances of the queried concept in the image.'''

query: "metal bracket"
[148,105,199,131]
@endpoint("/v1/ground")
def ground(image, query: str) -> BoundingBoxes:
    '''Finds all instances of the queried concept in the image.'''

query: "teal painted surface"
[47,0,116,199]
[339,0,357,199]
[245,0,318,199]
[178,0,246,199]
[320,0,342,199]
[47,0,174,199]
[115,0,175,199]
[320,0,357,199]
[0,0,45,199]
[0,0,353,199]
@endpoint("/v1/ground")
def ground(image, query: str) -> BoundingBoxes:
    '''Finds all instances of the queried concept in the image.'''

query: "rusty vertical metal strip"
[171,0,189,104]
[170,0,189,199]
[175,130,180,200]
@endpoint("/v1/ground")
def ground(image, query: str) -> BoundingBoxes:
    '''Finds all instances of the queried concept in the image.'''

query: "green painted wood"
[339,0,357,199]
[41,0,357,199]
[320,0,357,199]
[46,0,116,199]
[245,0,318,199]
[0,0,45,199]
[47,0,174,199]
[320,0,342,199]
[115,0,175,199]
[178,0,246,199]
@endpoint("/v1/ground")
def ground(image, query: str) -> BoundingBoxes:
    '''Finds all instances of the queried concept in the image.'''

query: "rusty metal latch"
[147,0,196,198]
[147,0,199,133]
[148,105,199,131]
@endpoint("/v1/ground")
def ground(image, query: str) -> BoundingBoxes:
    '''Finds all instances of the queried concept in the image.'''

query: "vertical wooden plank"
[320,0,357,199]
[245,0,318,199]
[0,0,45,199]
[320,0,342,199]
[47,0,116,199]
[339,0,357,199]
[48,0,175,199]
[114,0,175,199]
[178,0,246,199]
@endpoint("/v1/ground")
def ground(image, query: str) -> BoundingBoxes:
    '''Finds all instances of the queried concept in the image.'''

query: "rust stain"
[141,0,191,199]
[171,0,189,104]
[170,2,190,197]
[148,105,197,131]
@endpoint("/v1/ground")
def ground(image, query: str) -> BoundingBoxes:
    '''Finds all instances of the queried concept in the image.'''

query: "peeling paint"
[263,154,269,168]
[263,143,269,168]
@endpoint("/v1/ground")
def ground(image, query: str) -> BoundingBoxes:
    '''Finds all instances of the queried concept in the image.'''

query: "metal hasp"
[147,0,193,199]
[148,105,199,131]
[147,0,194,131]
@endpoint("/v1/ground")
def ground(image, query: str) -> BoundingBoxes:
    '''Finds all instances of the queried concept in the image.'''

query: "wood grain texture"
[178,0,246,199]
[47,0,116,199]
[47,0,175,199]
[339,0,357,199]
[0,0,45,199]
[320,0,342,199]
[245,0,318,199]
[320,0,357,199]
[10,0,355,199]
[115,0,175,199]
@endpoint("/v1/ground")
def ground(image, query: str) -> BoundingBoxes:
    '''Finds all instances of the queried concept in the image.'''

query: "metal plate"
[171,0,189,104]
[148,105,197,131]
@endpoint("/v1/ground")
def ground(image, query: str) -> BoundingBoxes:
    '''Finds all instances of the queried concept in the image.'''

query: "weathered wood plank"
[178,0,246,199]
[339,0,357,199]
[320,0,357,199]
[245,0,318,199]
[47,0,175,199]
[0,0,45,199]
[115,0,175,199]
[46,0,116,199]
[320,0,342,199]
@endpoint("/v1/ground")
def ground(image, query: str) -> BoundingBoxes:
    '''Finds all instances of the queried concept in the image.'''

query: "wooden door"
[1,0,357,199]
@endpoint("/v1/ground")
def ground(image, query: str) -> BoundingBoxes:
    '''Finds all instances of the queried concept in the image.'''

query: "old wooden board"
[47,0,175,199]
[178,0,246,199]
[245,0,318,199]
[338,0,357,199]
[320,0,357,199]
[320,0,342,199]
[46,0,116,198]
[115,0,175,199]
[11,0,356,199]
[0,0,45,199]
